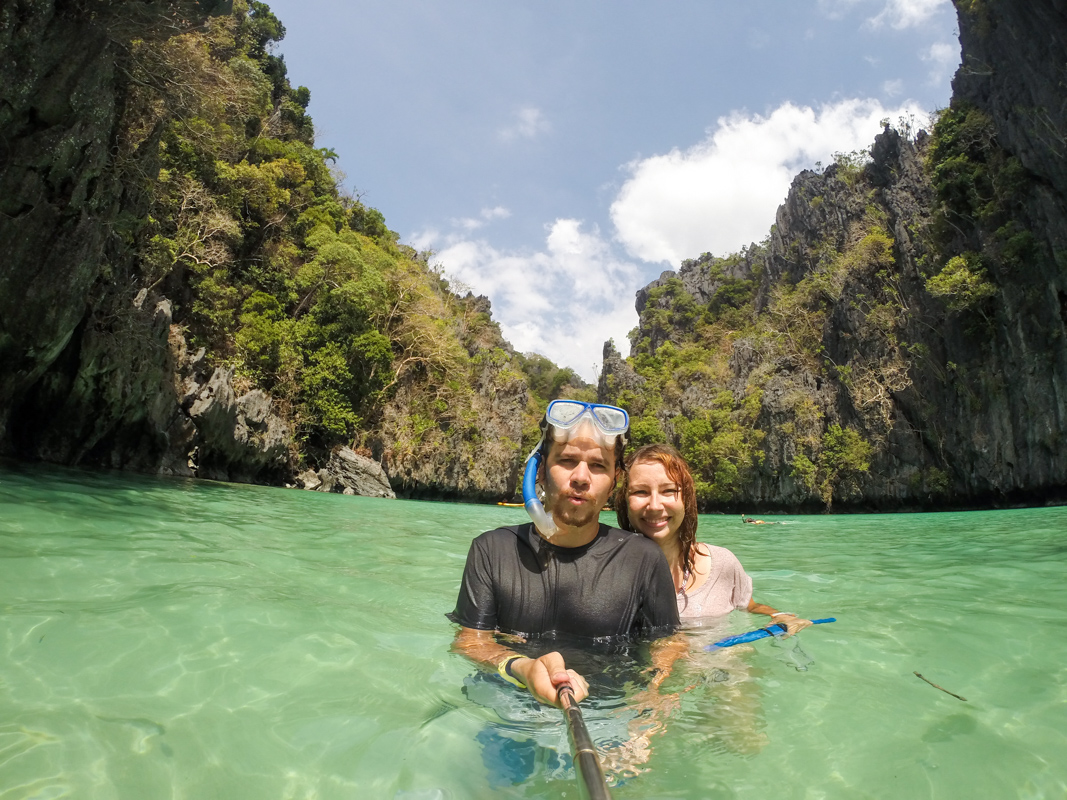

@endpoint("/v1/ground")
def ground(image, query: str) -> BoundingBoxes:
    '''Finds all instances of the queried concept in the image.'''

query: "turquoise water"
[2,462,1066,799]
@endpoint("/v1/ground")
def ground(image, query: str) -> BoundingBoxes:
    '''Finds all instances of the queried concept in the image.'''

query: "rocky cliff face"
[0,0,247,479]
[930,0,1067,502]
[601,0,1067,510]
[954,0,1067,204]
[0,0,121,410]
[0,0,529,499]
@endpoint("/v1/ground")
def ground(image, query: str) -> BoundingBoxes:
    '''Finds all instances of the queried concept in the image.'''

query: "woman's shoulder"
[696,542,736,557]
[697,543,745,568]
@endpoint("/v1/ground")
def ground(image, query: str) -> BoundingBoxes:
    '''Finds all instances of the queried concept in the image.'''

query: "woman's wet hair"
[615,443,699,577]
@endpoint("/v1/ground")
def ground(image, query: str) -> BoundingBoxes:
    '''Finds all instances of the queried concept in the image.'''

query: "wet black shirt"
[450,523,679,640]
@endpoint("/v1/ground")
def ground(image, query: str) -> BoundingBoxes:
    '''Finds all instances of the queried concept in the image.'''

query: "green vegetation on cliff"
[121,1,526,475]
[608,197,903,509]
[922,103,1034,318]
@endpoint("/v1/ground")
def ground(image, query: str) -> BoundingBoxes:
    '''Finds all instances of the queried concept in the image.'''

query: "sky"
[265,0,961,381]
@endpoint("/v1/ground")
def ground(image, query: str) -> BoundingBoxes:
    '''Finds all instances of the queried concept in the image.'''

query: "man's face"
[542,437,617,529]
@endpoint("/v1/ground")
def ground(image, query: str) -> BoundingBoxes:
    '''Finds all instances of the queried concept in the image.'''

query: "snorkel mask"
[522,400,630,539]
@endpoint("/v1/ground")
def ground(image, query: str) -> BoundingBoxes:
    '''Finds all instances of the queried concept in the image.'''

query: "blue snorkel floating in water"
[522,400,630,539]
[707,618,836,649]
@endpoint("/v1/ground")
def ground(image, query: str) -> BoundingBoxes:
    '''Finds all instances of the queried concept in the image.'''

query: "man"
[449,400,680,708]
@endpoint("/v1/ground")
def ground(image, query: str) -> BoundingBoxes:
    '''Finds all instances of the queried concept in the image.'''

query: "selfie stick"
[557,682,612,800]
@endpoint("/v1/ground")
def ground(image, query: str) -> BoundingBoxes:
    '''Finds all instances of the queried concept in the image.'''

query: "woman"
[615,444,812,634]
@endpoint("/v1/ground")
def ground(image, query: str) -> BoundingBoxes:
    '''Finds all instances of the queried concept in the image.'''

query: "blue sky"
[265,0,960,380]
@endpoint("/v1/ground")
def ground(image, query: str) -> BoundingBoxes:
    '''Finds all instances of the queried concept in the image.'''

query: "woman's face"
[626,460,685,544]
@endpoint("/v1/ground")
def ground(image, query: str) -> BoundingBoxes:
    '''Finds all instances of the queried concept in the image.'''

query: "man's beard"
[547,491,601,529]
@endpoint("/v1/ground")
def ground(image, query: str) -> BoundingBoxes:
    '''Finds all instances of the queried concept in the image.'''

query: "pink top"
[677,544,753,620]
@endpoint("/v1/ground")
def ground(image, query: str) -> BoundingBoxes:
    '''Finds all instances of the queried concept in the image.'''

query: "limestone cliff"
[0,0,237,476]
[0,0,528,499]
[601,0,1067,510]
[369,293,528,501]
[4,0,1064,508]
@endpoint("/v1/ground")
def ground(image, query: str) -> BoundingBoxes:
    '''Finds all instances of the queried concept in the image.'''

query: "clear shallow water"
[1,462,1066,800]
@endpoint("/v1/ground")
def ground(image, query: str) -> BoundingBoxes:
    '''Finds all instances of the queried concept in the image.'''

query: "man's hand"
[452,629,587,708]
[512,651,588,707]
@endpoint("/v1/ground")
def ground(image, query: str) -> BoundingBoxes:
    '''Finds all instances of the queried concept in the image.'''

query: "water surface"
[1,463,1065,799]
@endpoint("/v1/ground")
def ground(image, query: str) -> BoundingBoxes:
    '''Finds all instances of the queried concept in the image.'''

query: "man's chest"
[495,551,645,636]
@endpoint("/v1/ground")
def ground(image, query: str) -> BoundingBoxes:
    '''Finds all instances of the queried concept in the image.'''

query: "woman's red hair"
[614,444,699,578]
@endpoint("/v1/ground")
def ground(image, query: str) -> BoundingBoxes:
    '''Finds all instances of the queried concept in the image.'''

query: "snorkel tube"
[522,446,559,539]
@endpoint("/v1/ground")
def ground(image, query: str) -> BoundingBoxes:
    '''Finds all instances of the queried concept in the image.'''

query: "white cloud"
[610,98,925,265]
[407,228,439,252]
[868,0,949,29]
[883,78,905,96]
[922,40,961,85]
[481,206,511,221]
[819,0,949,28]
[452,205,512,231]
[499,107,551,142]
[817,0,865,21]
[421,220,641,382]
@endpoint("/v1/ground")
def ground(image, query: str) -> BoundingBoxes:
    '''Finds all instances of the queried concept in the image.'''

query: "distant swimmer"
[741,514,779,525]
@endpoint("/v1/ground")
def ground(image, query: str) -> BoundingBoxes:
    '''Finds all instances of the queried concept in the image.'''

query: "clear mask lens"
[590,405,628,433]
[549,416,614,449]
[545,400,587,427]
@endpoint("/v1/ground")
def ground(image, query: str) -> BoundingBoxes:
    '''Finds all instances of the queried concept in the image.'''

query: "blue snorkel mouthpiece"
[521,400,630,539]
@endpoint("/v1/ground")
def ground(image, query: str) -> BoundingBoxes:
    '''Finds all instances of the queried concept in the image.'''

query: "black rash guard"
[449,523,679,640]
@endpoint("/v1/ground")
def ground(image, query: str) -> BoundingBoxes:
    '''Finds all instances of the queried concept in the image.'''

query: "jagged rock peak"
[598,339,645,404]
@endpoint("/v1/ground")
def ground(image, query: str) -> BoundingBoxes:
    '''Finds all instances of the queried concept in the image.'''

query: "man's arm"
[649,633,688,686]
[451,626,588,707]
[450,534,586,707]
[628,541,685,689]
